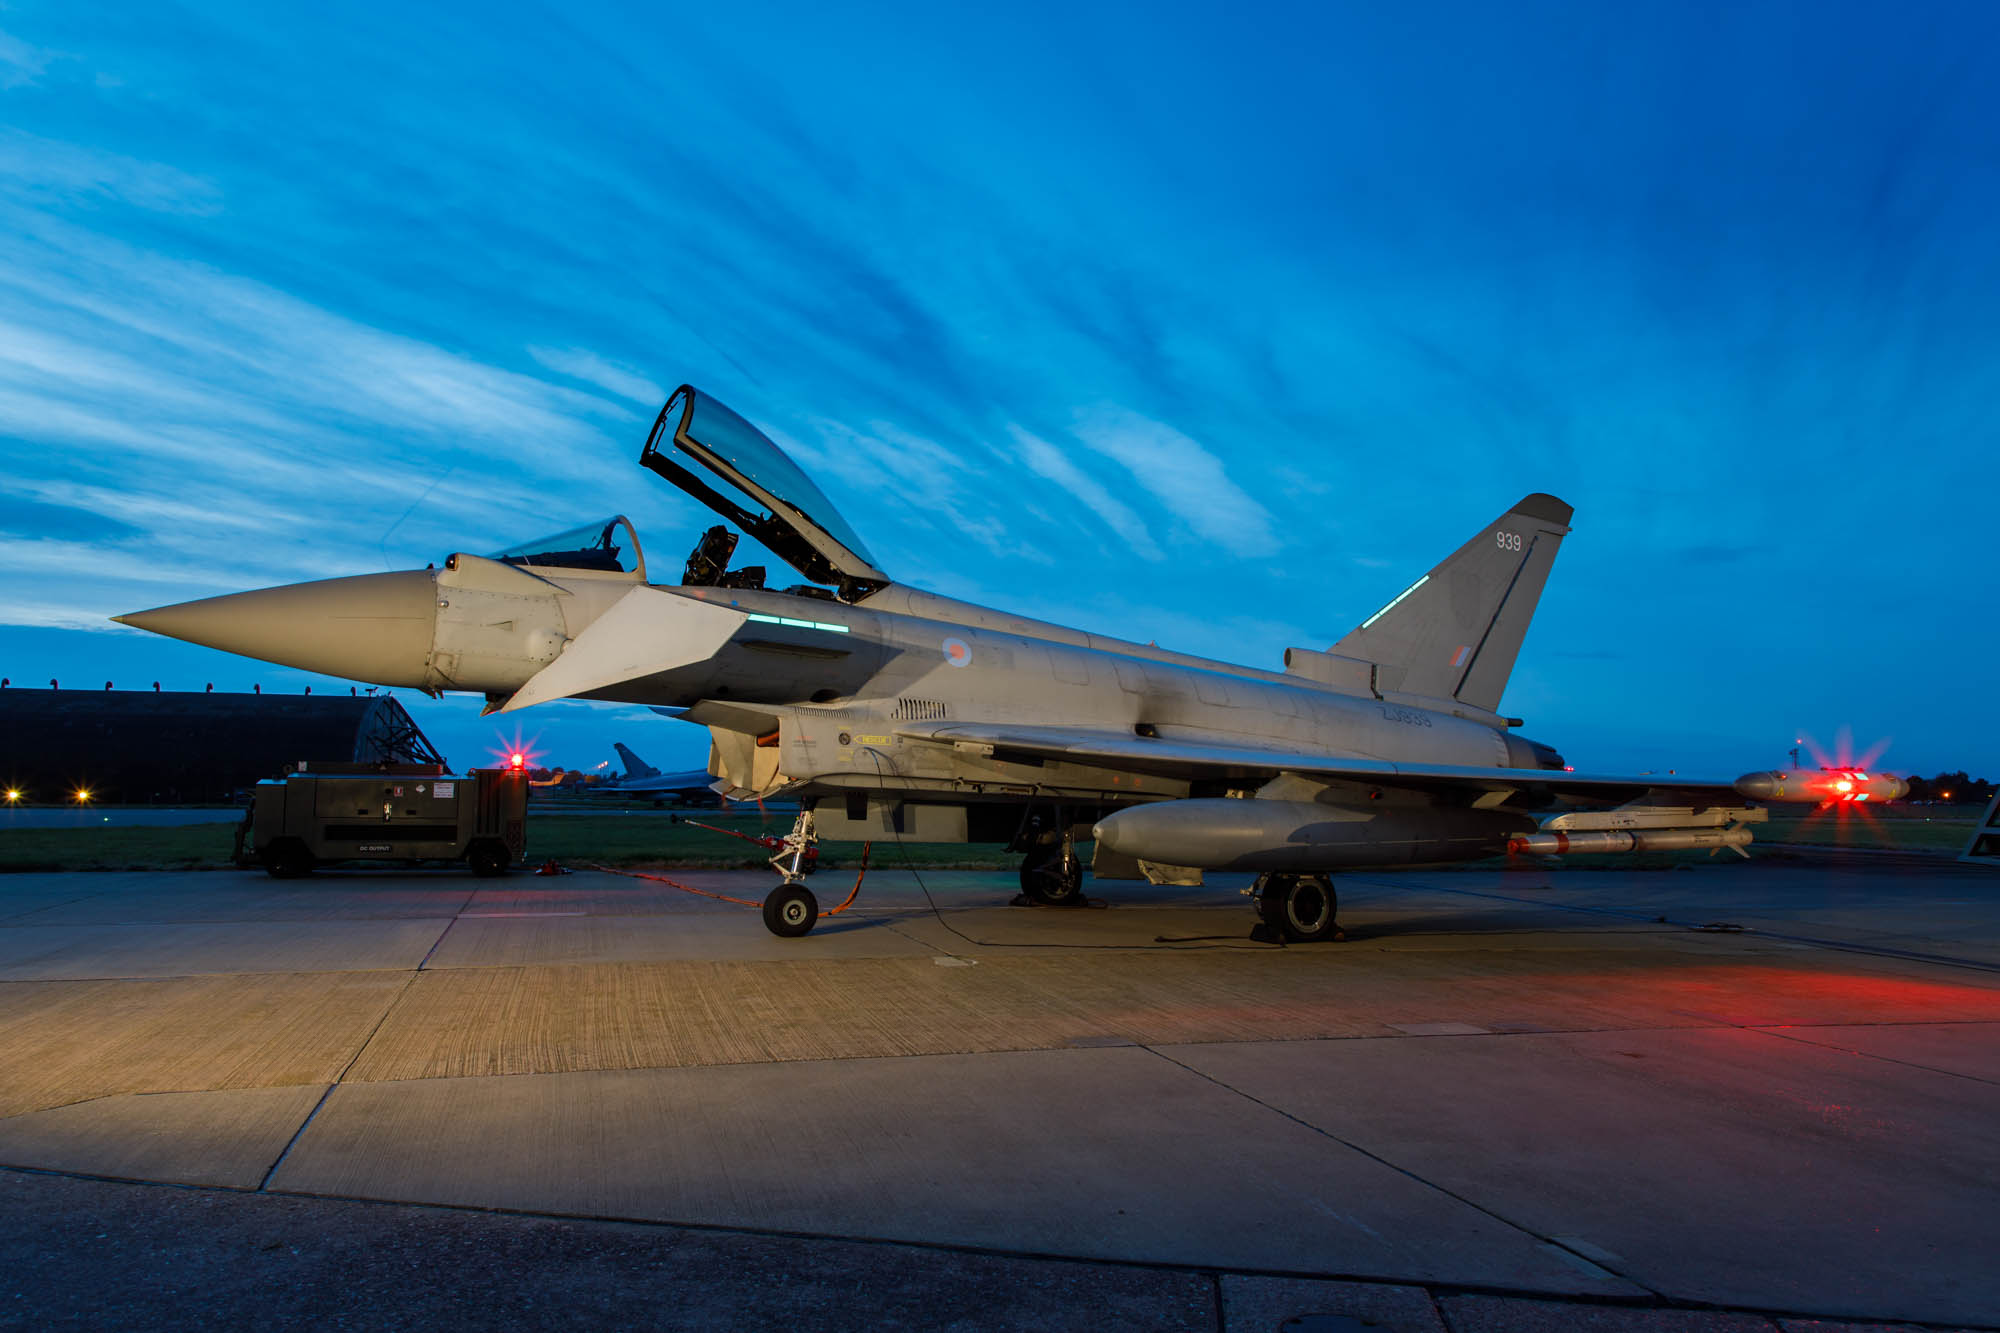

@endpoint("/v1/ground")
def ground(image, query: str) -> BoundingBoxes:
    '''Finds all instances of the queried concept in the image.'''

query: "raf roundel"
[941,637,973,668]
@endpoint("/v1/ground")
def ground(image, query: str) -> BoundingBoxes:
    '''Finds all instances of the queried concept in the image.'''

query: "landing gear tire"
[763,883,819,937]
[1257,873,1341,942]
[1019,841,1084,906]
[261,839,314,880]
[467,840,511,877]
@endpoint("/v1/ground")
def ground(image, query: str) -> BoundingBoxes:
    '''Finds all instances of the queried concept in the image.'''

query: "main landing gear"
[1014,805,1086,906]
[762,809,821,938]
[1253,873,1343,943]
[1019,836,1084,906]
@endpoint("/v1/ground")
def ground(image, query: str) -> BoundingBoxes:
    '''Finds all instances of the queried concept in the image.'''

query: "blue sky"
[0,1,1990,780]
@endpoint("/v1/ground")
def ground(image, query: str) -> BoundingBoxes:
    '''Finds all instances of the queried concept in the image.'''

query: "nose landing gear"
[762,809,821,937]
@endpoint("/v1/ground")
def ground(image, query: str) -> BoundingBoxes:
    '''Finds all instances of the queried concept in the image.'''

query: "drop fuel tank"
[1093,798,1532,873]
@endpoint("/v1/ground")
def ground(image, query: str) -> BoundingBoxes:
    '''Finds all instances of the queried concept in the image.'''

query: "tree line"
[1900,772,1996,804]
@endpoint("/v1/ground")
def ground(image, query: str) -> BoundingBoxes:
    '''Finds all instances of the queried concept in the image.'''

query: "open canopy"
[639,386,890,598]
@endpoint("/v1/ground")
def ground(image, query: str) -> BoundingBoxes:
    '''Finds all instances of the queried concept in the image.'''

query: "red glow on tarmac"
[1499,962,2000,1030]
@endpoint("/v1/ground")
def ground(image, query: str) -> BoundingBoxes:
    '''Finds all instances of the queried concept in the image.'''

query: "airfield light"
[510,752,526,769]
[73,787,92,804]
[4,789,20,804]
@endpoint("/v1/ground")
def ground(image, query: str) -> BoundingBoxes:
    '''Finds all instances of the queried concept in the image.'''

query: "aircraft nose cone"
[114,570,439,688]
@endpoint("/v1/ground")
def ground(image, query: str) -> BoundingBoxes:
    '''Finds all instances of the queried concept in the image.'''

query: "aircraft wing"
[893,721,1747,805]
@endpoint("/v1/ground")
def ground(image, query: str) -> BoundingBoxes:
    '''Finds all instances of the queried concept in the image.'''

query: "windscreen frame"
[488,515,647,579]
[638,386,890,599]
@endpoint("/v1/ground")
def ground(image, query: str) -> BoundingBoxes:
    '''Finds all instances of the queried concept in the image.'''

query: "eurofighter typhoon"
[116,386,1902,936]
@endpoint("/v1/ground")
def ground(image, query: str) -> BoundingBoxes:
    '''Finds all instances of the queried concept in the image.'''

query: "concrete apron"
[0,863,1997,1326]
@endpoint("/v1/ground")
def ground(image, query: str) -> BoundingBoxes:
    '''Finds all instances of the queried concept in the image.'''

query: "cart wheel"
[467,841,511,877]
[261,839,313,880]
[762,884,819,937]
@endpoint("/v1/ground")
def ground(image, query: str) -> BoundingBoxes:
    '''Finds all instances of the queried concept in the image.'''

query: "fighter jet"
[116,385,1901,937]
[596,743,724,805]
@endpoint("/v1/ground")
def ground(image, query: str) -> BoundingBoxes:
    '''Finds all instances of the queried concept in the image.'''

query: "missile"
[1733,770,1907,804]
[1093,798,1530,873]
[1508,826,1753,856]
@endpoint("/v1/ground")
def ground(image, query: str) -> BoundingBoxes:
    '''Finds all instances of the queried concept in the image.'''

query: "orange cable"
[584,841,871,916]
[582,865,763,908]
[821,842,872,917]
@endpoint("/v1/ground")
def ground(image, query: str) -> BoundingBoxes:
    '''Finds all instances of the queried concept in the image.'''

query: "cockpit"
[640,386,892,602]
[492,516,645,577]
[484,389,888,604]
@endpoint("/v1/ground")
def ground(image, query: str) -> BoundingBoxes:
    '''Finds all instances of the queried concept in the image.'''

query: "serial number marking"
[1379,706,1433,728]
[1495,531,1523,551]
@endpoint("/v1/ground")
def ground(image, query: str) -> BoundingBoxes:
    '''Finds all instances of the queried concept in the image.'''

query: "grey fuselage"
[116,554,1565,855]
[442,567,1560,814]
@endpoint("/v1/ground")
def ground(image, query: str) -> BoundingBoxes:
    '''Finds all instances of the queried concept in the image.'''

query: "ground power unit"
[248,763,527,877]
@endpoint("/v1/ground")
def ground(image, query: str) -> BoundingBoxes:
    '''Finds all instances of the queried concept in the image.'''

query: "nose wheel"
[763,883,819,937]
[763,809,823,937]
[1254,873,1342,942]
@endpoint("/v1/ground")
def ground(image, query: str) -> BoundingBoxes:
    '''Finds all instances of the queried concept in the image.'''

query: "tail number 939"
[1495,531,1523,551]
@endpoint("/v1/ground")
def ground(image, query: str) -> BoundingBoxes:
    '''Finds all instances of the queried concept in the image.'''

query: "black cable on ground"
[857,749,1283,952]
[882,831,1283,951]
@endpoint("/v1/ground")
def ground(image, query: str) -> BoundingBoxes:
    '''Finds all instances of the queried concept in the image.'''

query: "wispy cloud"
[0,5,1990,774]
[0,29,58,89]
[0,128,219,214]
[0,185,667,629]
[528,345,665,406]
[1071,407,1279,557]
[776,416,1050,567]
[1005,424,1162,560]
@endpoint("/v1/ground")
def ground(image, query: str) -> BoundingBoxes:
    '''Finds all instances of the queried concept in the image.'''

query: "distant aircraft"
[614,742,660,780]
[116,383,1901,937]
[597,743,721,804]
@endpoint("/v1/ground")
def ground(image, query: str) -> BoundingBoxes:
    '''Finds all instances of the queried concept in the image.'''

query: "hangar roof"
[0,689,445,804]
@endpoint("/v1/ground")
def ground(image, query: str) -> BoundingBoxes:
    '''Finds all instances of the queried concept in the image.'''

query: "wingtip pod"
[1735,770,1908,803]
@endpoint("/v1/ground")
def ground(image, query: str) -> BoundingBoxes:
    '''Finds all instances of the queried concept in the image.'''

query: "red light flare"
[487,724,545,772]
[1792,726,1900,846]
[1798,726,1894,780]
[1792,782,1895,850]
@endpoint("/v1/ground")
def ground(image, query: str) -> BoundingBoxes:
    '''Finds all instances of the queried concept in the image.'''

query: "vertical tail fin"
[612,742,661,779]
[1331,493,1572,712]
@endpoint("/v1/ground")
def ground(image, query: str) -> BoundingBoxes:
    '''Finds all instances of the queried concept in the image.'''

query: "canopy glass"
[491,516,645,577]
[640,387,890,597]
